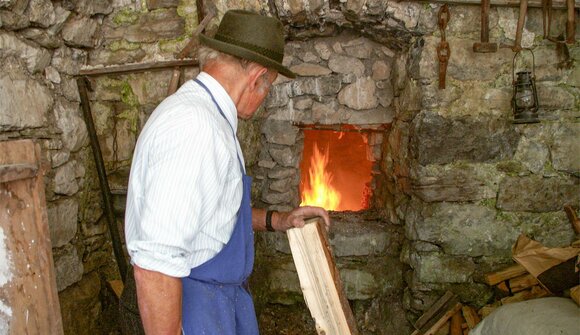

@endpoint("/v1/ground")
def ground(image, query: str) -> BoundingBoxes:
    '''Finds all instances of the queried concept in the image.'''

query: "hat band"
[214,33,284,63]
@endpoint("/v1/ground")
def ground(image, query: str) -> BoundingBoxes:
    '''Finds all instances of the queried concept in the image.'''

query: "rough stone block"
[338,77,378,110]
[146,0,178,9]
[262,120,299,146]
[47,198,79,248]
[410,252,475,283]
[411,163,500,202]
[340,268,379,300]
[269,146,299,167]
[0,31,51,73]
[497,175,580,212]
[342,37,373,59]
[53,160,79,196]
[265,82,291,108]
[405,200,519,257]
[290,63,332,77]
[328,54,365,77]
[291,75,342,97]
[124,8,185,43]
[411,112,519,165]
[51,46,87,75]
[551,123,580,173]
[75,0,113,15]
[62,14,98,48]
[27,0,55,27]
[0,60,52,131]
[54,99,88,152]
[54,244,84,291]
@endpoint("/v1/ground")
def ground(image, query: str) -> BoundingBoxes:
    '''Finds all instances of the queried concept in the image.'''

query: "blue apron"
[181,79,258,335]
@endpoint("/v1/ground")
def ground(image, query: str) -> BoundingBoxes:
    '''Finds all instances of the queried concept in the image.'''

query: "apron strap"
[193,78,245,173]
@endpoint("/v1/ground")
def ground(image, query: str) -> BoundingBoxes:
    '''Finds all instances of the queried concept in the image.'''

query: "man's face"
[237,70,278,119]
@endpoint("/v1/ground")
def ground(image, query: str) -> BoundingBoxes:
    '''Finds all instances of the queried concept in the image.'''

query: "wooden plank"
[485,263,527,285]
[415,291,456,330]
[423,303,463,335]
[496,273,539,293]
[408,0,578,9]
[287,218,359,335]
[0,139,64,335]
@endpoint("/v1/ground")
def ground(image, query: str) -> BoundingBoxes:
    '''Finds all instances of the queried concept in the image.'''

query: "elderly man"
[124,10,330,335]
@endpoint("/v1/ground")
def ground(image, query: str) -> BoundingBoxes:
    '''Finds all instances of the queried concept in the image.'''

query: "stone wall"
[1,0,578,334]
[392,4,579,321]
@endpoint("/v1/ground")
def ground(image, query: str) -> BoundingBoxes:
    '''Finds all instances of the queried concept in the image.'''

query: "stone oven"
[249,32,412,334]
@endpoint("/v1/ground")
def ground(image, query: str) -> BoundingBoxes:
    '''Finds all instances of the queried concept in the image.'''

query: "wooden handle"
[566,0,575,44]
[514,0,528,50]
[481,0,491,42]
[167,67,181,95]
[564,205,580,234]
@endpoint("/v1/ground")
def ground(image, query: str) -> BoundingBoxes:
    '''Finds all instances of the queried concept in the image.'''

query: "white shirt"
[124,72,245,278]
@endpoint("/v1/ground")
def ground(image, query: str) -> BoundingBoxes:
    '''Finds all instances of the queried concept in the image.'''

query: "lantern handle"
[512,48,535,83]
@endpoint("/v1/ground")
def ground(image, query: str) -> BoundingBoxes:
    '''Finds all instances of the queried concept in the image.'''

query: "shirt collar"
[196,72,238,132]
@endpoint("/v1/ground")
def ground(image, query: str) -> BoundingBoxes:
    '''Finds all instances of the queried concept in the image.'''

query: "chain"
[437,4,451,89]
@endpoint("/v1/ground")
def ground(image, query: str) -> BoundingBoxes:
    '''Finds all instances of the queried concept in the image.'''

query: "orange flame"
[300,144,341,210]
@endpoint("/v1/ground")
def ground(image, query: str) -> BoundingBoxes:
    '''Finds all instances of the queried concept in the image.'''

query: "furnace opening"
[300,129,374,211]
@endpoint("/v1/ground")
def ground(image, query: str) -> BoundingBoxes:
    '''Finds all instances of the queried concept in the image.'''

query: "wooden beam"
[408,0,578,9]
[78,59,199,77]
[287,218,359,335]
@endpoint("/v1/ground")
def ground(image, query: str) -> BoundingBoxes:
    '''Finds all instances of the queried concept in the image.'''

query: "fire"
[300,143,341,210]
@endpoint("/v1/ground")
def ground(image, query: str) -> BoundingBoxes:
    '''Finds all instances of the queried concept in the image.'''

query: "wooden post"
[287,218,359,335]
[0,140,64,334]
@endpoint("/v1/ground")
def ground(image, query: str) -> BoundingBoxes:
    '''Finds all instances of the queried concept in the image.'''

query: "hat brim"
[199,34,296,79]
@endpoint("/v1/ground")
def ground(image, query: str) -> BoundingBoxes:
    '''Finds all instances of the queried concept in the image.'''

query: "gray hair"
[197,45,275,92]
[198,45,251,70]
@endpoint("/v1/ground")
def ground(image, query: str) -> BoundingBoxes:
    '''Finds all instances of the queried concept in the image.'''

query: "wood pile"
[410,263,554,335]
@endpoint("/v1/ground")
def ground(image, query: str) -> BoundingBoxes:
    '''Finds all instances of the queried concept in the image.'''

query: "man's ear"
[248,64,268,90]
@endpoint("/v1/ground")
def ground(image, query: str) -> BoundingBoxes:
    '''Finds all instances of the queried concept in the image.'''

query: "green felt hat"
[199,10,296,78]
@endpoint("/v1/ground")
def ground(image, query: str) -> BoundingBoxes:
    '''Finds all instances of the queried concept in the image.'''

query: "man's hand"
[275,206,331,231]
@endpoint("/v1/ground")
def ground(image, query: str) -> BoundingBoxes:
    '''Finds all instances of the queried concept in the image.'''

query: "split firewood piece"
[450,310,463,335]
[461,305,481,329]
[414,291,457,331]
[500,285,549,305]
[570,285,580,305]
[423,302,463,335]
[287,217,359,335]
[496,273,539,294]
[485,263,527,286]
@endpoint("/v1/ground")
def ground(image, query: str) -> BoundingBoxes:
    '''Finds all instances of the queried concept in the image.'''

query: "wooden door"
[0,139,63,334]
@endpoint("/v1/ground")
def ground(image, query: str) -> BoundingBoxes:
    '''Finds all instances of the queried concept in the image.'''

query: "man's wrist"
[266,210,276,232]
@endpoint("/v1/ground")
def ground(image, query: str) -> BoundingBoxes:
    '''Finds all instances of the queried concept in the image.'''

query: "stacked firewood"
[479,263,551,317]
[410,263,553,335]
[410,291,481,335]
